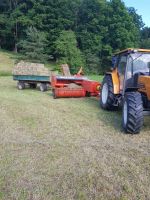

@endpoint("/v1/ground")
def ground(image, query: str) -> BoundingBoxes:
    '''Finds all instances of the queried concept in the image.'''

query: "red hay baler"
[51,74,100,98]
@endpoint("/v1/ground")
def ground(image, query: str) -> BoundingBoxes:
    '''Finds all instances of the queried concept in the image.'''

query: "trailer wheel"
[40,83,47,92]
[100,75,116,110]
[29,83,37,89]
[17,81,25,90]
[122,92,143,134]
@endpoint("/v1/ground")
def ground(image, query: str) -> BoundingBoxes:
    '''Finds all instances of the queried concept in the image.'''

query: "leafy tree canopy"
[19,26,48,63]
[0,0,147,73]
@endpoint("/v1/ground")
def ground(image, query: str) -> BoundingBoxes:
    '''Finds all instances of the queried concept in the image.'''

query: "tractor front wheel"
[100,75,116,110]
[122,92,143,134]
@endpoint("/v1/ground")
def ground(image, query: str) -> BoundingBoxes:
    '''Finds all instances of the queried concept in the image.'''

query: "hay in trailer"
[12,61,50,76]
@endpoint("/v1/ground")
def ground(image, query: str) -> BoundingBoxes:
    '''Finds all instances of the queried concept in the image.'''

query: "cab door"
[117,55,127,92]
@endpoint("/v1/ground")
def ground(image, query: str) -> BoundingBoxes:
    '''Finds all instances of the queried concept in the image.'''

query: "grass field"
[0,77,150,200]
[0,51,15,76]
[0,51,150,199]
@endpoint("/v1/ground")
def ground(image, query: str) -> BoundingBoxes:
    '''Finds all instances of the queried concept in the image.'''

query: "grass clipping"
[12,61,50,76]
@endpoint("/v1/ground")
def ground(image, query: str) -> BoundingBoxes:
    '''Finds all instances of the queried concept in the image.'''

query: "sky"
[123,0,150,27]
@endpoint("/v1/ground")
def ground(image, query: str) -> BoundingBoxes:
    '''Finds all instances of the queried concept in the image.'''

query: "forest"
[0,0,150,73]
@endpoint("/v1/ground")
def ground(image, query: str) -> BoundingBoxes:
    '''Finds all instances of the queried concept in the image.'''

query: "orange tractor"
[100,48,150,134]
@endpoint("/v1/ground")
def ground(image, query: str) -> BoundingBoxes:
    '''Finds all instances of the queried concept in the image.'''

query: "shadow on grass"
[82,97,123,132]
[143,117,150,132]
[45,94,123,132]
[83,97,150,134]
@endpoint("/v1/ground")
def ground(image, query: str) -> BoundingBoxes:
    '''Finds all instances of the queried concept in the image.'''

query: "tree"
[128,7,144,30]
[55,30,84,73]
[19,26,48,62]
[0,0,34,51]
[141,27,150,39]
[141,38,150,49]
[141,27,150,48]
[98,0,142,71]
[0,0,13,49]
[105,0,140,50]
[77,0,107,72]
[0,0,148,74]
[31,0,82,57]
[84,52,101,74]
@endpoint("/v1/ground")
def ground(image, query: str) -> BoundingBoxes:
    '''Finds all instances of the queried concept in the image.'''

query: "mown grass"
[87,75,103,82]
[0,76,149,200]
[0,50,150,199]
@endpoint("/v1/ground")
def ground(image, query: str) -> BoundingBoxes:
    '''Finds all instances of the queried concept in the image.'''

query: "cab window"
[126,56,132,80]
[118,56,127,75]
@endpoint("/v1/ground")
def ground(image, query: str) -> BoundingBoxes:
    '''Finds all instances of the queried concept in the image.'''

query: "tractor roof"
[114,48,150,56]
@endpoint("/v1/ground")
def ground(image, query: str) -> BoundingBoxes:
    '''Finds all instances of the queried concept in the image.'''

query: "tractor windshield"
[130,53,150,75]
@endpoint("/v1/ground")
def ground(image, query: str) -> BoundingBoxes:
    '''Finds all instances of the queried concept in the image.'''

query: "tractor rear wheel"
[122,92,143,134]
[100,75,116,110]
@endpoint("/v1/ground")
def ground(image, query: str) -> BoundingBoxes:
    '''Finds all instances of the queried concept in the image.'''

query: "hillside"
[0,50,59,77]
[0,51,15,76]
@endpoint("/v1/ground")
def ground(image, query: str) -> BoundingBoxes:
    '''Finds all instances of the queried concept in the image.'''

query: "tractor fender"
[105,69,120,94]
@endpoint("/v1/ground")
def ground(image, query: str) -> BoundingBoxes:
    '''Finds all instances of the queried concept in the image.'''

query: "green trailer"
[13,75,50,92]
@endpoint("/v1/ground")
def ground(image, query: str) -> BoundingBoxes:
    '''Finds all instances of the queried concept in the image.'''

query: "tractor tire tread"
[123,92,143,134]
[100,75,116,110]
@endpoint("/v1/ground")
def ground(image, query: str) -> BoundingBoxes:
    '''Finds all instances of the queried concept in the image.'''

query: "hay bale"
[67,83,82,89]
[12,61,50,76]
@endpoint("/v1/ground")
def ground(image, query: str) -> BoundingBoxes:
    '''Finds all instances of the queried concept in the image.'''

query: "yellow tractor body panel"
[138,76,150,100]
[106,68,120,94]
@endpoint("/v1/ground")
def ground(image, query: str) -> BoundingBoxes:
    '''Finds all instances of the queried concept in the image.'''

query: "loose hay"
[12,61,50,76]
[67,83,83,89]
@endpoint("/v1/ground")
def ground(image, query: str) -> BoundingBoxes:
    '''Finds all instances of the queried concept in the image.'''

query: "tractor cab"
[100,48,150,134]
[112,48,150,94]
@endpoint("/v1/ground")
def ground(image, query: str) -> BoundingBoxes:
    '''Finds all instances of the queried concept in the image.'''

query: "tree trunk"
[14,43,18,53]
[13,0,18,53]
